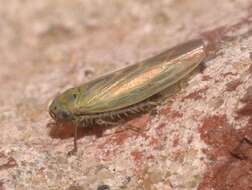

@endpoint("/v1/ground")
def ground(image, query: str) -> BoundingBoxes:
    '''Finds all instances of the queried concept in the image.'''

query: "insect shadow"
[46,103,158,141]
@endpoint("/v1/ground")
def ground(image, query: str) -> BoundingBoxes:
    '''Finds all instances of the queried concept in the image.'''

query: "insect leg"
[147,101,161,107]
[96,118,119,126]
[244,137,252,144]
[114,118,150,135]
[67,125,78,156]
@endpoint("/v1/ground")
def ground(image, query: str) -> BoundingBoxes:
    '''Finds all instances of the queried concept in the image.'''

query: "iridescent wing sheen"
[74,39,206,114]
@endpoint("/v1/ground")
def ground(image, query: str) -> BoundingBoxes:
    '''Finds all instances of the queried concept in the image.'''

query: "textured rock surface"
[0,1,252,190]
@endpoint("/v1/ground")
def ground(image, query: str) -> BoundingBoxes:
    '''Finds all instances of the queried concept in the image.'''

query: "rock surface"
[0,1,252,190]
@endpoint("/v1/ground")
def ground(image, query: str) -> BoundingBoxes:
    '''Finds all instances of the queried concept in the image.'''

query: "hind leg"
[96,118,121,126]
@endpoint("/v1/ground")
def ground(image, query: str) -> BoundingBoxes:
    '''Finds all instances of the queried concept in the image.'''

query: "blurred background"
[0,1,252,190]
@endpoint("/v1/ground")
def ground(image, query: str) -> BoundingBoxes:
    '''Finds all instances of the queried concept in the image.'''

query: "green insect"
[49,39,206,154]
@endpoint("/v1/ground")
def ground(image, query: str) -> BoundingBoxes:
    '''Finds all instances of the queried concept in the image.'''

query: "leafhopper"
[49,39,206,154]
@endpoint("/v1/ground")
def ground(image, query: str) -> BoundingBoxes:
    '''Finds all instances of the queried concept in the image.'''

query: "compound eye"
[60,111,71,120]
[68,93,77,102]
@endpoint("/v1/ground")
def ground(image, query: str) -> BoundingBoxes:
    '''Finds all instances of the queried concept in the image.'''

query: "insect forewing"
[74,39,206,114]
